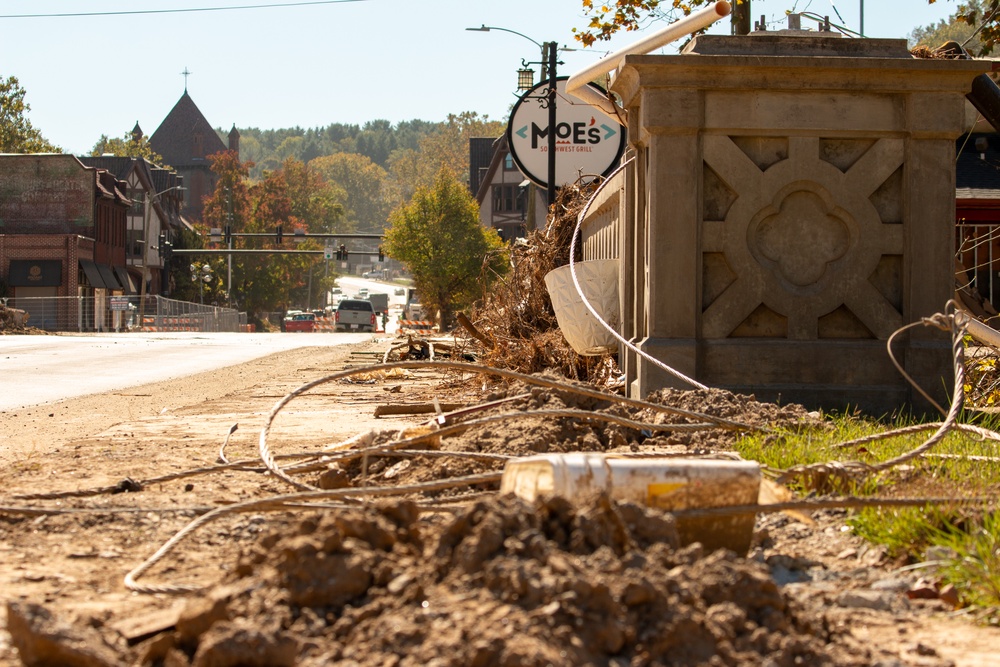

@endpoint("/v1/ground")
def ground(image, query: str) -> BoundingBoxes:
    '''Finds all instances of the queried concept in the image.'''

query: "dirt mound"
[121,495,873,667]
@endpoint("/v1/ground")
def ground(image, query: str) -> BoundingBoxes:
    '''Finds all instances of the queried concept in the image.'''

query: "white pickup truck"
[335,299,376,332]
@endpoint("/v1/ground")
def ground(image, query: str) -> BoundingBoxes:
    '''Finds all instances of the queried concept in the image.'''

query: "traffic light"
[335,246,342,260]
[276,224,283,244]
[340,244,348,260]
[159,232,172,260]
[224,224,231,245]
[378,245,385,262]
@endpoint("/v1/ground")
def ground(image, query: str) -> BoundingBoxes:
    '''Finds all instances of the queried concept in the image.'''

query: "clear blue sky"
[1,0,961,156]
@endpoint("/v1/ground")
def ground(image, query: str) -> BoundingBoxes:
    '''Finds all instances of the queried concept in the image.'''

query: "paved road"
[0,332,372,411]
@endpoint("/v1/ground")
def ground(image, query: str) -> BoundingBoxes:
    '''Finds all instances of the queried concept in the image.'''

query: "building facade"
[0,154,131,330]
[471,136,548,241]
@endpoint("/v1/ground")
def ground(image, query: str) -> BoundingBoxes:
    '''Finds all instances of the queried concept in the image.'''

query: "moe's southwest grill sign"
[506,77,626,189]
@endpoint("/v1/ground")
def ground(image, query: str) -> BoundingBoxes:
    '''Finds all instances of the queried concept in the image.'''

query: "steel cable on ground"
[829,421,1000,451]
[256,360,764,492]
[780,304,975,484]
[873,306,968,471]
[124,471,502,595]
[568,157,709,391]
[316,409,730,465]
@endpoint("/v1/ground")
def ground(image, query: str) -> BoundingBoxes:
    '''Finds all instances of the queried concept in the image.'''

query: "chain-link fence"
[5,295,248,333]
[958,222,1000,309]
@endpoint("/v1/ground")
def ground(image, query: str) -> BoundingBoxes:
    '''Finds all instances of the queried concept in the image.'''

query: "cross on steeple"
[181,67,191,92]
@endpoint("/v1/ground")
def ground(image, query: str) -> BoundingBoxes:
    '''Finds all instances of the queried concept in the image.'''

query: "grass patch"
[733,409,1000,613]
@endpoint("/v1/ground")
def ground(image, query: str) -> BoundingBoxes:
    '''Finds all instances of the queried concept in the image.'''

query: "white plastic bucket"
[544,259,620,356]
[500,453,761,554]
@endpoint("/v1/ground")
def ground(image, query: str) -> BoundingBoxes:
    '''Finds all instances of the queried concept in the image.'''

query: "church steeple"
[131,122,143,143]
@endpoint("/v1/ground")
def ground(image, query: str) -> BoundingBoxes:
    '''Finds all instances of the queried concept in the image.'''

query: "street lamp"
[467,25,560,205]
[190,263,213,305]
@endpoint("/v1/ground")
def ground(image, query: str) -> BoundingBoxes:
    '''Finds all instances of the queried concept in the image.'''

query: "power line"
[0,0,365,19]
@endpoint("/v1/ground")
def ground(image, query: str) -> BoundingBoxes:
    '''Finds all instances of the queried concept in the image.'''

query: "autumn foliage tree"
[383,169,508,327]
[576,0,1000,54]
[198,153,345,319]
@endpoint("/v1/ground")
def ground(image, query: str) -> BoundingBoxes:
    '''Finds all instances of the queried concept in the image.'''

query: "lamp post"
[190,263,213,305]
[467,25,560,206]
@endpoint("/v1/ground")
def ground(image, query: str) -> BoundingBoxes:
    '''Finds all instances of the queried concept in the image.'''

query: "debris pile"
[8,496,881,666]
[468,183,618,383]
[0,303,31,334]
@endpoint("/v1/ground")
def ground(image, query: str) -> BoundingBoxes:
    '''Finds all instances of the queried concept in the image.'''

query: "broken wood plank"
[374,403,466,417]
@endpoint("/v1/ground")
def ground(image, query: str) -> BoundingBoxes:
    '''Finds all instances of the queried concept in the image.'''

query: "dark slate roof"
[79,155,137,181]
[149,92,227,167]
[956,132,1000,200]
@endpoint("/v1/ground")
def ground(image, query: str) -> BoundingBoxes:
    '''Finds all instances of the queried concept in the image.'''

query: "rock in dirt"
[6,602,119,667]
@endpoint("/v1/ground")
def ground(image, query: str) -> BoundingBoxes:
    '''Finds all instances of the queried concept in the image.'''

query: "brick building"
[0,154,131,330]
[79,153,187,296]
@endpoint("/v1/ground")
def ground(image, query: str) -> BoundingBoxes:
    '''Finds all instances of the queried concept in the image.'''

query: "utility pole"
[546,40,557,207]
[732,0,751,35]
[226,188,233,307]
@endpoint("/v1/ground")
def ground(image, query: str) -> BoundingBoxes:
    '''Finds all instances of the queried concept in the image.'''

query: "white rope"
[569,158,709,390]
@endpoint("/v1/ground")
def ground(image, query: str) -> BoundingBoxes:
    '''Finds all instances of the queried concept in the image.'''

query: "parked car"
[284,312,315,333]
[335,299,376,332]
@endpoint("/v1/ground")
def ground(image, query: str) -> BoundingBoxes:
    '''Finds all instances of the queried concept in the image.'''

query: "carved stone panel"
[701,135,904,340]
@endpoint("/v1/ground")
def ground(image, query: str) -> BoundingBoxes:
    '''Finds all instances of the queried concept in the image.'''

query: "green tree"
[383,169,508,326]
[311,152,389,233]
[89,129,163,163]
[384,112,505,208]
[0,75,58,153]
[280,157,347,234]
[910,1,980,49]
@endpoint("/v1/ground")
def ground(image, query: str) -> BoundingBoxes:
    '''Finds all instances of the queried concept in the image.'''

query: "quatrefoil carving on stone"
[750,185,851,288]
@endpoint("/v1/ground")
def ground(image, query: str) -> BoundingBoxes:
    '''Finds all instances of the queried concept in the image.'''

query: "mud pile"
[126,495,874,667]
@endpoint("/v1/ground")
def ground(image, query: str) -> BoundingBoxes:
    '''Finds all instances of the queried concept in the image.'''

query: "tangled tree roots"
[469,183,620,385]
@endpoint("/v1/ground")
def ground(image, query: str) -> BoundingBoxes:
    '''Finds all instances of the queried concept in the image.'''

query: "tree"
[89,128,163,163]
[0,75,58,153]
[311,152,389,232]
[383,169,508,326]
[574,1,998,53]
[947,0,1000,55]
[574,0,713,46]
[910,2,979,49]
[384,112,505,209]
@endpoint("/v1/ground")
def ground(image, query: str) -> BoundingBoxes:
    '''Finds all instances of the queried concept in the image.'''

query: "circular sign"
[506,76,626,189]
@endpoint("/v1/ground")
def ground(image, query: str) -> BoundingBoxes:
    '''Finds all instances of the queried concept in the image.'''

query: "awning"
[113,267,137,295]
[8,259,62,287]
[79,259,107,289]
[97,263,122,291]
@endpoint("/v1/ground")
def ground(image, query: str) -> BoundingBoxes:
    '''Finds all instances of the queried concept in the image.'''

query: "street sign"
[324,245,334,260]
[507,76,626,189]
